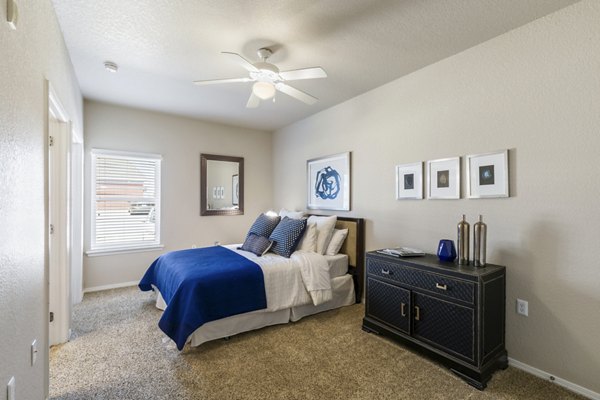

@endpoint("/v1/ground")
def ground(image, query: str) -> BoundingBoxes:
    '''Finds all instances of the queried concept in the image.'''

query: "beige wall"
[273,0,600,394]
[0,1,83,399]
[83,101,272,288]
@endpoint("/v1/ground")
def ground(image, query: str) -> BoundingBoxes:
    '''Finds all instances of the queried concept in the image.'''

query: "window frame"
[87,148,163,256]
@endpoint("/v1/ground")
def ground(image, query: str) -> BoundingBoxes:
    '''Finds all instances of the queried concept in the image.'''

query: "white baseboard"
[83,280,139,293]
[509,358,599,400]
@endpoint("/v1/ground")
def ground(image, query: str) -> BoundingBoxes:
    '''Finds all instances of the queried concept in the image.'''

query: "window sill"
[85,244,164,257]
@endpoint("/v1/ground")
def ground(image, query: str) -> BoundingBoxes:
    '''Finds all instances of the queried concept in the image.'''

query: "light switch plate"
[7,0,18,30]
[31,339,38,366]
[7,376,15,400]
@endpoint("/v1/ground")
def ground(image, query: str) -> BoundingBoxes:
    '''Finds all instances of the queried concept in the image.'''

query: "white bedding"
[325,254,349,278]
[153,245,354,347]
[224,245,332,308]
[187,274,355,347]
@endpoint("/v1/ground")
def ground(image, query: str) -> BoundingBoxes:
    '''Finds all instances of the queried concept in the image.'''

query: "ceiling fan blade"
[246,92,260,108]
[279,67,327,81]
[275,83,318,105]
[193,77,252,86]
[222,52,259,73]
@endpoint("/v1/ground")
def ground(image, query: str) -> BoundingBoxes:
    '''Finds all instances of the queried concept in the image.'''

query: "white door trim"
[47,82,73,347]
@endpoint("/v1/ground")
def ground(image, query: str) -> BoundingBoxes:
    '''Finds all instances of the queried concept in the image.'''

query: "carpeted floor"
[50,287,584,400]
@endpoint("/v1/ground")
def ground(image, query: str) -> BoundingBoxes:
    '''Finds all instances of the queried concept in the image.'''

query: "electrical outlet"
[517,299,529,316]
[7,376,15,400]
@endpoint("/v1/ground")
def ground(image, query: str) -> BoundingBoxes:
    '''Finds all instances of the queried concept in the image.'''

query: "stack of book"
[376,247,425,257]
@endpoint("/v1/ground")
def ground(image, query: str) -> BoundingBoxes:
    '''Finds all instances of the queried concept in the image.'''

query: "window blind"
[91,149,161,251]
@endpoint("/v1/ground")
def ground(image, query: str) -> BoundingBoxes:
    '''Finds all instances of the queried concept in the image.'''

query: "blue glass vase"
[437,239,457,262]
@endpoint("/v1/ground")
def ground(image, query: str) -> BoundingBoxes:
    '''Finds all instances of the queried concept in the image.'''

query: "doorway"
[47,82,84,347]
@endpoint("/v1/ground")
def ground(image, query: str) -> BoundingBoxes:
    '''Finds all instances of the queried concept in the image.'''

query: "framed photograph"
[466,150,509,198]
[307,152,351,211]
[427,157,460,199]
[396,162,423,200]
[232,174,239,205]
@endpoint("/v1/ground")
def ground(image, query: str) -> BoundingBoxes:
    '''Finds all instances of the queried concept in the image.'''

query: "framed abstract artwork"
[307,152,351,211]
[396,162,423,200]
[427,157,460,199]
[466,150,509,198]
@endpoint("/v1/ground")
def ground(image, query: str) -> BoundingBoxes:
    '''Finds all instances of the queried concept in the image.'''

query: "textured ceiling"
[51,0,579,131]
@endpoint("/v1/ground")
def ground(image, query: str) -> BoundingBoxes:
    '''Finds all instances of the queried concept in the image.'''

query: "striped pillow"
[269,217,307,258]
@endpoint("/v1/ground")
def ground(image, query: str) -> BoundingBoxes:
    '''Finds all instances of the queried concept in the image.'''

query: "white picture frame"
[307,152,351,211]
[396,162,423,200]
[427,157,460,199]
[466,150,509,198]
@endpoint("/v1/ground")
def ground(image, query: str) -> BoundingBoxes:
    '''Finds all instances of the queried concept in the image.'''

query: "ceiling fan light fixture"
[252,81,276,100]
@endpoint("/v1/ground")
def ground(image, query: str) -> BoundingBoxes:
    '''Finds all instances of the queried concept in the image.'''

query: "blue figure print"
[315,166,341,200]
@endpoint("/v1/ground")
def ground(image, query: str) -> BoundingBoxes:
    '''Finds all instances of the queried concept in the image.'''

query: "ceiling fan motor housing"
[257,47,273,60]
[250,62,280,83]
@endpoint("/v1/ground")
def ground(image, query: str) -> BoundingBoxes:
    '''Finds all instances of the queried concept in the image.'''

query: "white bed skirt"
[153,274,355,347]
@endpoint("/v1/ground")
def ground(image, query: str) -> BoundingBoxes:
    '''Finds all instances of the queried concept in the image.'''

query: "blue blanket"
[139,246,267,350]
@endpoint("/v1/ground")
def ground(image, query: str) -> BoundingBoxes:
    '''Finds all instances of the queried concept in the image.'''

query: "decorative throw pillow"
[296,222,317,252]
[307,215,337,255]
[325,228,348,256]
[238,233,273,256]
[269,217,307,258]
[246,213,281,239]
[279,208,304,220]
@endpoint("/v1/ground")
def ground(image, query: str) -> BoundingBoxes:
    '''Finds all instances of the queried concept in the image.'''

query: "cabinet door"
[366,277,410,334]
[413,293,475,363]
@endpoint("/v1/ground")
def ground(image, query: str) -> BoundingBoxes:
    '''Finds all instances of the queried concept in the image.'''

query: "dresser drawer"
[367,258,475,304]
[367,258,412,283]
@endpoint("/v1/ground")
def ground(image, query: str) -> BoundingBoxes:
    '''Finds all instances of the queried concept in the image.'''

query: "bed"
[140,216,364,349]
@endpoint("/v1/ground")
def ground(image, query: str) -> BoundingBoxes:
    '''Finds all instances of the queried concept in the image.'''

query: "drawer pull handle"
[435,283,448,290]
[414,306,421,321]
[381,269,391,275]
[400,302,406,317]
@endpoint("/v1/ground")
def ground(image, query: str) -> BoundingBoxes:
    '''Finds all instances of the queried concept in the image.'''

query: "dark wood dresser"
[362,251,507,389]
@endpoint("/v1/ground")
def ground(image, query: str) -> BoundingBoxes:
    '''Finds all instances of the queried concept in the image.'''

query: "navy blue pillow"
[247,213,281,239]
[269,217,307,258]
[238,233,273,256]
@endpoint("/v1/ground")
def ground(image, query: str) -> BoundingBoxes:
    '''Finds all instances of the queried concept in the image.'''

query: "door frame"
[47,82,73,347]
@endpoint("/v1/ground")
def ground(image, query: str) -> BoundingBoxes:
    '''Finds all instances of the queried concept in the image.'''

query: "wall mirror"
[200,154,244,216]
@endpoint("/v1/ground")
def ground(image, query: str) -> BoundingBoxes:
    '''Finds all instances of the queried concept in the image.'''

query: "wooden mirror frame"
[200,154,244,216]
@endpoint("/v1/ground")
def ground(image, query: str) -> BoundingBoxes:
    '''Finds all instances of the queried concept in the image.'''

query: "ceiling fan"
[193,47,327,108]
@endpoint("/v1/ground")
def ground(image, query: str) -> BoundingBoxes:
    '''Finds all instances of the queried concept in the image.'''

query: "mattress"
[325,254,348,278]
[155,253,349,311]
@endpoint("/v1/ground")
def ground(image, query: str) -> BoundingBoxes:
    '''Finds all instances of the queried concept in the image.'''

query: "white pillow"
[307,215,337,255]
[279,208,304,220]
[325,228,348,256]
[296,222,317,252]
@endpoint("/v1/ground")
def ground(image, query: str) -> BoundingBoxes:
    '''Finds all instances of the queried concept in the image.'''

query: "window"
[88,149,162,255]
